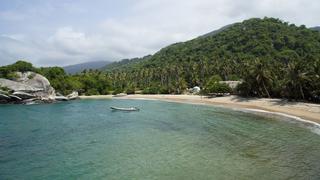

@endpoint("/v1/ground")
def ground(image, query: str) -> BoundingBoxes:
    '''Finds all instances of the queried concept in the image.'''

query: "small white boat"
[110,106,140,111]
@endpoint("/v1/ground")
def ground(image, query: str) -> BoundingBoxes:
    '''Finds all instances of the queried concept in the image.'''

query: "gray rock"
[0,93,10,100]
[0,90,10,95]
[0,93,10,103]
[15,72,52,92]
[13,91,36,99]
[0,71,56,104]
[67,91,79,100]
[55,96,68,101]
[0,78,42,92]
[9,95,22,101]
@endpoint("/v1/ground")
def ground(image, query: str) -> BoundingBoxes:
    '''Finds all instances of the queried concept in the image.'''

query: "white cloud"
[48,27,103,55]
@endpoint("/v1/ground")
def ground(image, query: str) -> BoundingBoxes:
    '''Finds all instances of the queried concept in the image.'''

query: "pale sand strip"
[80,95,320,125]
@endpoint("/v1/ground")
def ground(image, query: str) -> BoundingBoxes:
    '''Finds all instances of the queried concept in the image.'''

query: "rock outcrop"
[66,91,79,100]
[0,71,79,104]
[0,71,55,100]
[0,72,53,104]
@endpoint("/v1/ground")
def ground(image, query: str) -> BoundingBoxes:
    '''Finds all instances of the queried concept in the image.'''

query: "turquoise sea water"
[0,99,320,180]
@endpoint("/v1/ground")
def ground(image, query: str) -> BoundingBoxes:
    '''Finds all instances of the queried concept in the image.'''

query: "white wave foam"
[235,108,320,135]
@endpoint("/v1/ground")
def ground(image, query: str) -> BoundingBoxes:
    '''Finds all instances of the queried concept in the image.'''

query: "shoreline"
[80,94,320,126]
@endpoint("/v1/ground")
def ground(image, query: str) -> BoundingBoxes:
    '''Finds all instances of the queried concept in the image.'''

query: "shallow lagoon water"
[0,99,320,179]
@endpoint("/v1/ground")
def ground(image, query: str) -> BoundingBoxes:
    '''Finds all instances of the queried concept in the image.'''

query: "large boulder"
[0,71,56,103]
[15,72,52,92]
[0,78,42,92]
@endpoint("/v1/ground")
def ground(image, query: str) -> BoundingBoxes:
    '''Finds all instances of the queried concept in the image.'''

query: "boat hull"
[110,107,139,111]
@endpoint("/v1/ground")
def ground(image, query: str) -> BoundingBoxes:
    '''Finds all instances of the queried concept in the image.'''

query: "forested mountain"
[105,17,320,102]
[101,25,235,72]
[63,61,110,74]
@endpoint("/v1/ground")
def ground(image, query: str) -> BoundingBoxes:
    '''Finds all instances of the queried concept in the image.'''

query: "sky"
[0,0,319,67]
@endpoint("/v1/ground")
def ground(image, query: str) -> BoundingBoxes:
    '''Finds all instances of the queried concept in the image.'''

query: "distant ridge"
[63,61,110,74]
[102,55,152,72]
[310,26,320,31]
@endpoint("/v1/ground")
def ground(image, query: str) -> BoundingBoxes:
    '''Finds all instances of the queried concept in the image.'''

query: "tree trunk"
[299,84,305,100]
[262,81,271,98]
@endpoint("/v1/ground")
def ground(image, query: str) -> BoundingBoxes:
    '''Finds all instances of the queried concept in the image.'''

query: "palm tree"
[250,59,273,98]
[285,61,311,100]
[311,59,320,101]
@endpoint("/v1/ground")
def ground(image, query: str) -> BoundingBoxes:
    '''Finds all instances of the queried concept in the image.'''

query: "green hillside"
[104,17,320,101]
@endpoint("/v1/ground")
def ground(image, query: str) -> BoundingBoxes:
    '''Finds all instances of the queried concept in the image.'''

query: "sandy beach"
[80,94,320,124]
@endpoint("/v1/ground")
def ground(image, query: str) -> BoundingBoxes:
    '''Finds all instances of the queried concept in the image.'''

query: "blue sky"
[0,0,319,66]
